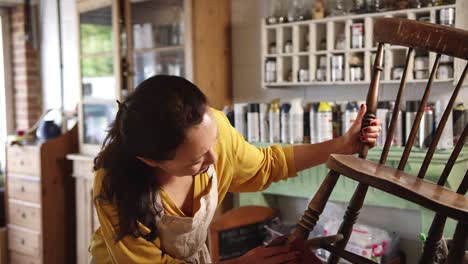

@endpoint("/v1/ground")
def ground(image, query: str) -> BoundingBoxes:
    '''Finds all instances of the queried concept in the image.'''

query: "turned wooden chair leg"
[446,221,468,264]
[288,171,341,242]
[326,183,368,264]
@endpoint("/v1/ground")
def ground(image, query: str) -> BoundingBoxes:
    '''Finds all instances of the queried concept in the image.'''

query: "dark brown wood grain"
[374,18,468,60]
[398,54,441,171]
[327,154,468,221]
[295,18,468,263]
[446,221,468,264]
[380,47,413,165]
[438,123,468,186]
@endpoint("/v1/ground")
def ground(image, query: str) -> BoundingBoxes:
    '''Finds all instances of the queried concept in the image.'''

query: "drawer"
[9,251,42,264]
[8,225,41,257]
[7,146,40,176]
[7,175,41,204]
[8,200,41,231]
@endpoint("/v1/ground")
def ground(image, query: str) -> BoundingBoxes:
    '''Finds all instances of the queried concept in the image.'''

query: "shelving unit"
[262,4,458,88]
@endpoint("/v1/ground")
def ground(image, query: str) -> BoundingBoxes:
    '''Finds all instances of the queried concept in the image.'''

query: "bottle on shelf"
[316,102,334,142]
[281,103,291,144]
[260,103,269,143]
[290,99,304,144]
[247,103,260,143]
[269,99,281,143]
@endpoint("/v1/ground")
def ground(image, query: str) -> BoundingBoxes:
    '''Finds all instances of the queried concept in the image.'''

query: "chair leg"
[327,183,369,264]
[289,170,341,241]
[446,221,468,264]
[419,214,448,264]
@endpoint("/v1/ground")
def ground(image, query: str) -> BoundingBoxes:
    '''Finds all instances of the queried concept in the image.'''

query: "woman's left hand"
[342,104,382,154]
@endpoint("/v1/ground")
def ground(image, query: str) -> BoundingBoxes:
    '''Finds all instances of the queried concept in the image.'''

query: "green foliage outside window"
[80,24,113,78]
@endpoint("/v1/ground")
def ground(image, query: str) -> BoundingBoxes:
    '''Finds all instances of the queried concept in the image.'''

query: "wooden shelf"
[132,45,184,55]
[261,4,458,89]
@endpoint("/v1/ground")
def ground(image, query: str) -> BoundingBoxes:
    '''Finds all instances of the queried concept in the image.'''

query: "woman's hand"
[342,104,382,154]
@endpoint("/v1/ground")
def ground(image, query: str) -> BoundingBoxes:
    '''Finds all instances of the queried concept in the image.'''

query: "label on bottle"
[269,112,281,143]
[316,112,333,142]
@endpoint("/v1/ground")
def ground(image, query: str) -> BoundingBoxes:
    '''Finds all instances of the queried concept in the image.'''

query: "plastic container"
[289,99,304,144]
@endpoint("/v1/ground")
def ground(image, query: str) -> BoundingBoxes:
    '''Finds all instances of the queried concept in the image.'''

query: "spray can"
[247,103,260,142]
[453,103,466,145]
[422,105,435,148]
[309,103,317,143]
[387,101,403,146]
[269,99,281,143]
[289,99,304,144]
[303,104,311,144]
[259,103,269,143]
[376,101,390,146]
[342,102,360,136]
[435,100,453,150]
[234,103,248,139]
[281,103,291,144]
[405,101,421,147]
[332,102,342,138]
[316,102,333,142]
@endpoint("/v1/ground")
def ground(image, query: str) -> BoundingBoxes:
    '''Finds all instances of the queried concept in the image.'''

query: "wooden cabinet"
[4,126,78,264]
[69,1,231,262]
[77,0,231,156]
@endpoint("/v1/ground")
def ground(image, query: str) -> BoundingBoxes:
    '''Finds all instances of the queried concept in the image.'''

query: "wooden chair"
[290,18,468,264]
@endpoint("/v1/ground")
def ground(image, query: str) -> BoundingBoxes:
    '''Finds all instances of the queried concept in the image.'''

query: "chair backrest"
[290,18,468,264]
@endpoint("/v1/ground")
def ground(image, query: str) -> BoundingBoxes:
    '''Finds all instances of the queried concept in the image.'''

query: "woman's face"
[153,109,218,177]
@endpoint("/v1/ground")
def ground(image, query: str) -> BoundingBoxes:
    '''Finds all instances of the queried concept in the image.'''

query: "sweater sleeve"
[211,109,297,194]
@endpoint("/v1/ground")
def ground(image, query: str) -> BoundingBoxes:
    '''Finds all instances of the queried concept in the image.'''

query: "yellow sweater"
[89,109,297,263]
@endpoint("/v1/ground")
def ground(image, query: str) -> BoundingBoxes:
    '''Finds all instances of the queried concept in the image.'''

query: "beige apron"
[154,165,218,264]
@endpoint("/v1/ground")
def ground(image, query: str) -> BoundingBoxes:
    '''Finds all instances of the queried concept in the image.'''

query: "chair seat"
[326,154,468,221]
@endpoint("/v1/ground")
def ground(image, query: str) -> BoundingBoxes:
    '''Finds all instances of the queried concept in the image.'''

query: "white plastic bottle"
[289,99,304,144]
[247,103,260,142]
[309,103,317,143]
[435,100,454,150]
[269,99,281,143]
[316,102,333,142]
[281,103,291,144]
[259,103,269,143]
[234,103,248,139]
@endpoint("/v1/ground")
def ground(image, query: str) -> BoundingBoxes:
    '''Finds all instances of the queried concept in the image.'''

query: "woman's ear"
[136,156,158,168]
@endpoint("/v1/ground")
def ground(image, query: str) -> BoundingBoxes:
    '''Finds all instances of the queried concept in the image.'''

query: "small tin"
[350,66,363,81]
[439,8,455,26]
[392,66,404,80]
[298,69,309,82]
[316,68,327,81]
[269,42,277,54]
[415,69,429,79]
[332,68,344,82]
[284,40,293,53]
[331,55,344,69]
[319,56,327,68]
[414,56,429,70]
[351,22,364,49]
[437,64,453,79]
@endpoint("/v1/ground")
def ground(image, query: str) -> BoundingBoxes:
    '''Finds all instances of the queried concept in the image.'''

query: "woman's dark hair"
[94,75,207,241]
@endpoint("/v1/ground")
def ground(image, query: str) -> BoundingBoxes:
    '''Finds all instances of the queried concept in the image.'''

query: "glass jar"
[284,40,293,53]
[335,33,346,50]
